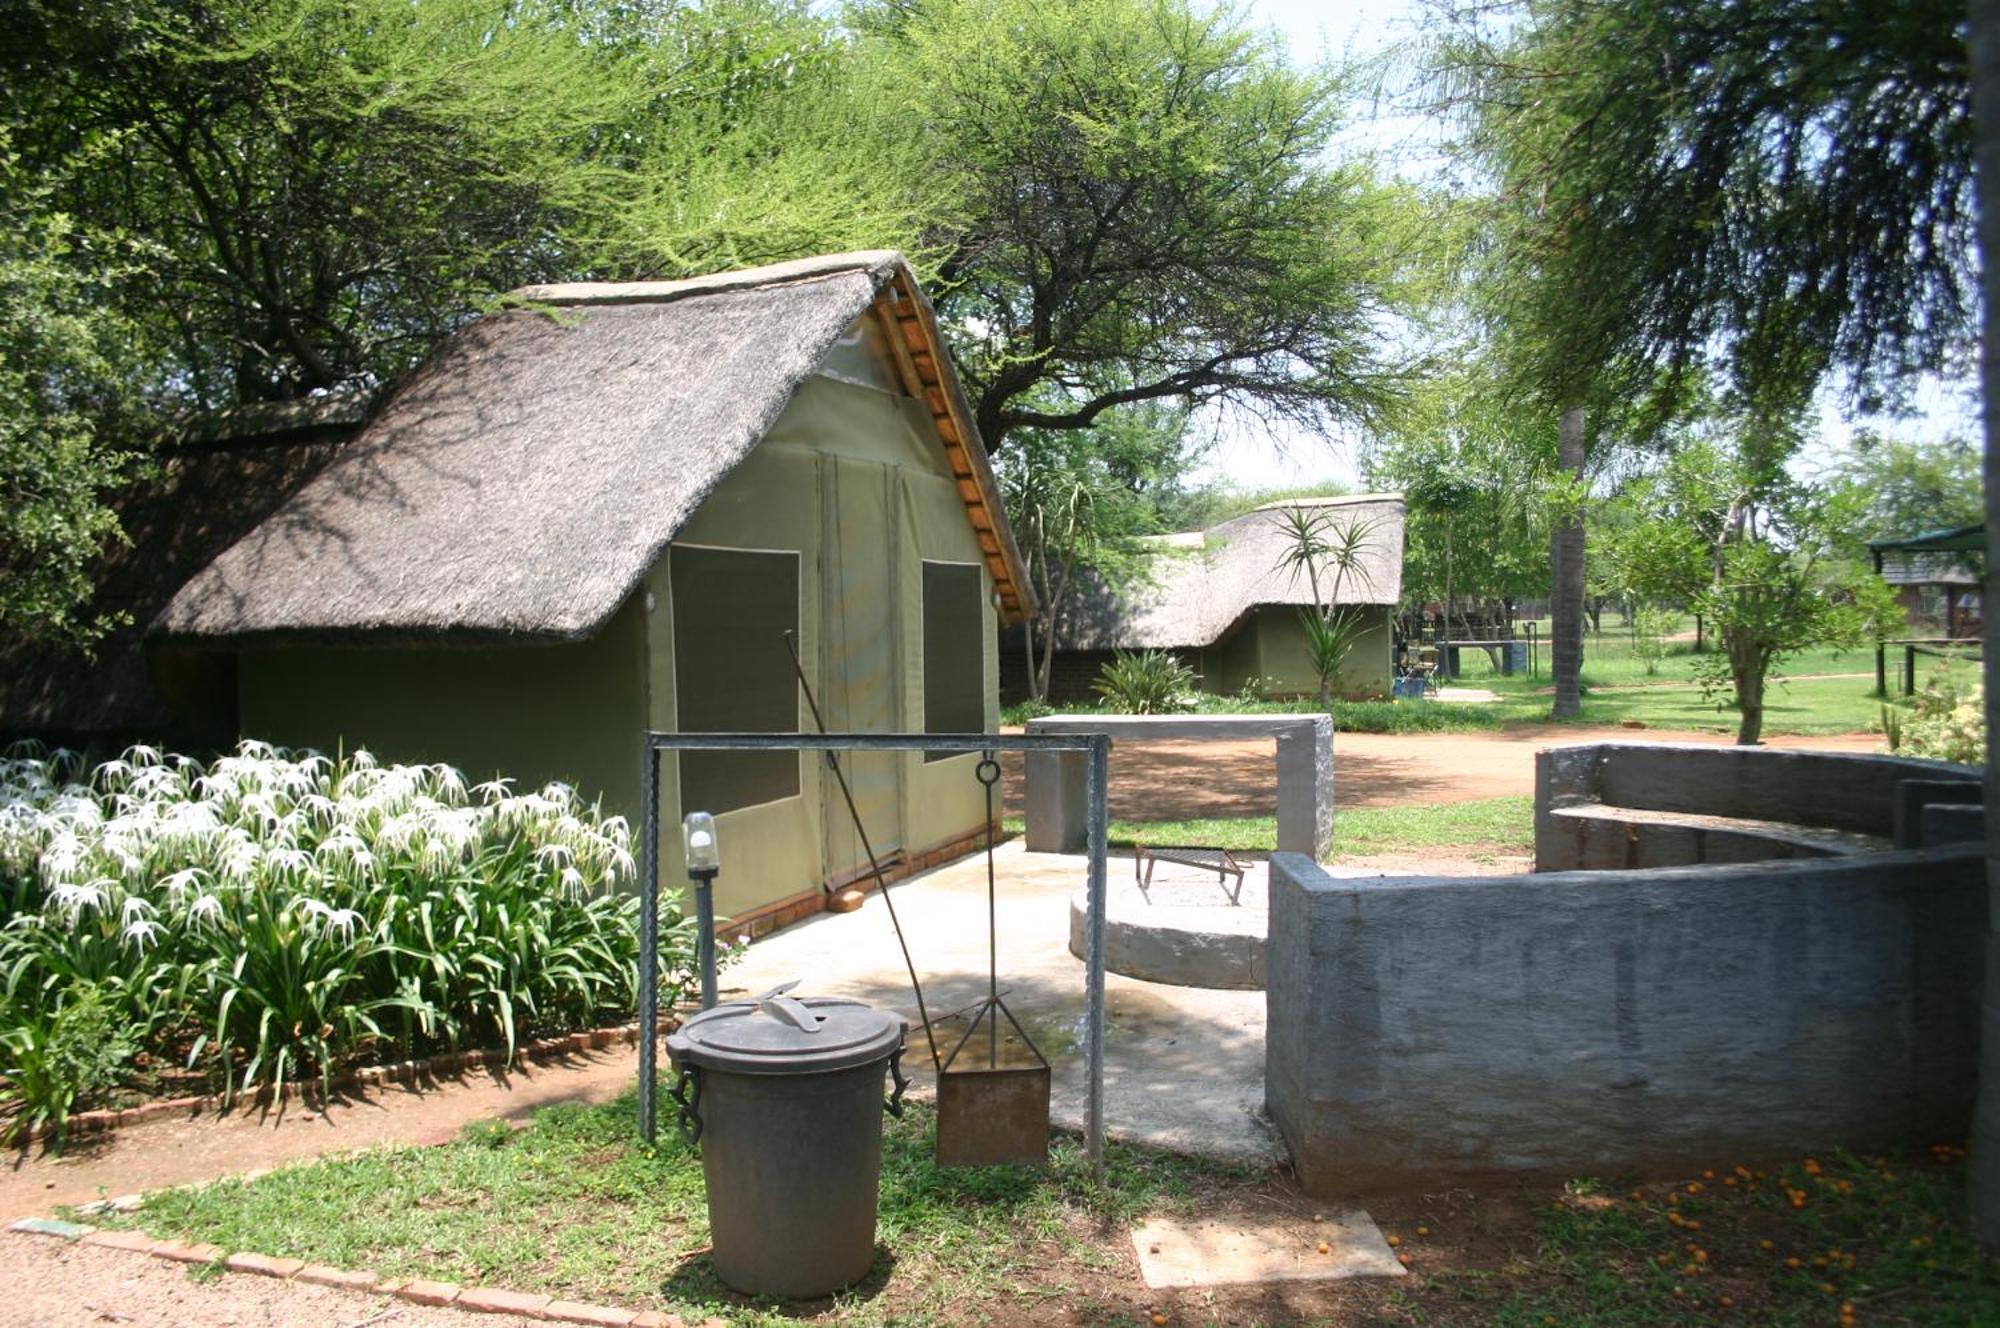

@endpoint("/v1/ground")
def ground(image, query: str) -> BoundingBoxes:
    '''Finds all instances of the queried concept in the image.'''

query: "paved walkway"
[726,841,1284,1166]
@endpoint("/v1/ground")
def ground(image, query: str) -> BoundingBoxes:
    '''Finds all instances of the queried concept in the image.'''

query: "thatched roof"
[1056,495,1406,651]
[156,252,1031,644]
[0,397,366,743]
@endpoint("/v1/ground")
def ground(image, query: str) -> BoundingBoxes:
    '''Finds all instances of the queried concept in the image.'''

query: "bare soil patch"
[1002,725,1881,821]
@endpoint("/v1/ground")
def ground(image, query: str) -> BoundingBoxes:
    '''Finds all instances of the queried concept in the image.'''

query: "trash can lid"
[668,988,906,1075]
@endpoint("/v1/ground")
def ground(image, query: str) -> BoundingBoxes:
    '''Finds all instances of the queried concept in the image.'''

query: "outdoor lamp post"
[683,811,721,1010]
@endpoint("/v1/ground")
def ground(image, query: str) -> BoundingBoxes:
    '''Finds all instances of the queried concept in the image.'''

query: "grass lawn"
[1001,796,1535,857]
[83,1093,2000,1325]
[1008,630,1961,740]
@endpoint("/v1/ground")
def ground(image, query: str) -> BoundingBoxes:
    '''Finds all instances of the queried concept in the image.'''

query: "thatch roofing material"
[1058,495,1406,651]
[157,252,1032,643]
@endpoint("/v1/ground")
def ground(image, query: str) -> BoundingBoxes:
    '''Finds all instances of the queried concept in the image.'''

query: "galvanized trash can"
[667,988,908,1298]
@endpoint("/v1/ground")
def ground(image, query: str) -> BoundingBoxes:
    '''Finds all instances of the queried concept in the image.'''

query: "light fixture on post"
[682,811,721,1010]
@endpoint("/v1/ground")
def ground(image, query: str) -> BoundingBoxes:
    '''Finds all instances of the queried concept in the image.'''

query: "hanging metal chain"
[783,630,941,1072]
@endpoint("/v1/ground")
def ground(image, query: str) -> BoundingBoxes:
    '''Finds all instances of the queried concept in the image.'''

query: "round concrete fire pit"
[1068,868,1268,990]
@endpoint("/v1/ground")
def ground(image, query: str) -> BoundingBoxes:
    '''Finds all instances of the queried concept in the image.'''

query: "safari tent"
[7,251,1034,931]
[1007,495,1405,703]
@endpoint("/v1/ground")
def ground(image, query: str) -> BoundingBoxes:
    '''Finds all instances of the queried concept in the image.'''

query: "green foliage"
[1366,363,1558,617]
[1885,661,1986,766]
[1,0,918,408]
[1298,609,1375,700]
[1090,649,1198,714]
[866,0,1424,452]
[1436,0,1973,414]
[999,405,1197,700]
[0,130,145,646]
[1614,430,1897,743]
[1629,605,1678,676]
[0,743,688,1120]
[0,983,134,1143]
[1269,503,1388,701]
[1818,431,1986,554]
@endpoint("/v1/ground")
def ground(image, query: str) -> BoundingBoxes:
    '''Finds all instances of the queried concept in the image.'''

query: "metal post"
[692,866,719,1010]
[637,746,660,1145]
[1084,733,1110,1173]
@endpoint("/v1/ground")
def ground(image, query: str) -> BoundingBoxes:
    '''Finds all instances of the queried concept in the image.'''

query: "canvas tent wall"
[111,251,1032,927]
[1009,495,1405,703]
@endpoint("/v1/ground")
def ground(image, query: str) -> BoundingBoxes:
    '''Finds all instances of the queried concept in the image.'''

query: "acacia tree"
[1615,433,1899,745]
[861,0,1426,455]
[2,0,918,408]
[1367,366,1561,642]
[1432,0,1975,718]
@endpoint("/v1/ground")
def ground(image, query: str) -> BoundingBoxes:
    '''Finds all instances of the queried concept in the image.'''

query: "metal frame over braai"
[635,731,1114,1167]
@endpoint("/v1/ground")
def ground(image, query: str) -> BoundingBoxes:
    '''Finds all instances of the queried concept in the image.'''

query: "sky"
[1183,0,1979,500]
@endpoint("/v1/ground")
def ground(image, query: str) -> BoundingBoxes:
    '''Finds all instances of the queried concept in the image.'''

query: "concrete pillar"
[1276,717,1333,861]
[1024,749,1088,853]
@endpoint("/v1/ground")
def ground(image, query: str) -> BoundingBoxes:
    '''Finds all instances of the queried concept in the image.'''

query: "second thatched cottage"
[103,251,1034,931]
[1007,495,1406,703]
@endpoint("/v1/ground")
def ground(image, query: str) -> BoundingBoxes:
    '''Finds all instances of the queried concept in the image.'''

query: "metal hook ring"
[975,755,1001,788]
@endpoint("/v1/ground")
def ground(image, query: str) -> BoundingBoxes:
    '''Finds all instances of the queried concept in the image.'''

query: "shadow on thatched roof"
[0,397,369,745]
[1055,494,1406,652]
[154,250,1029,645]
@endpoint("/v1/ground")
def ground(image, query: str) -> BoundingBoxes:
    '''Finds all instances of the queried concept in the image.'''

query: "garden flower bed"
[0,742,679,1141]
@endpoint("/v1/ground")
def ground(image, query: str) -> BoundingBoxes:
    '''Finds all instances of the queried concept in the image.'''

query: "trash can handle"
[670,1062,704,1148]
[885,1046,909,1118]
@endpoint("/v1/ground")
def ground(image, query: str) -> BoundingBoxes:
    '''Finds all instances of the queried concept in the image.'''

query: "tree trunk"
[1726,629,1764,746]
[1550,405,1588,717]
[1023,616,1045,703]
[1966,0,2000,1251]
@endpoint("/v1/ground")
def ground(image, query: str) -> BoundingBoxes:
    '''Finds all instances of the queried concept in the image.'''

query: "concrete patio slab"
[723,840,1285,1165]
[1130,1211,1404,1288]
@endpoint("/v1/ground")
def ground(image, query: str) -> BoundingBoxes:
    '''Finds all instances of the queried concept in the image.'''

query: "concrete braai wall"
[1265,846,1984,1194]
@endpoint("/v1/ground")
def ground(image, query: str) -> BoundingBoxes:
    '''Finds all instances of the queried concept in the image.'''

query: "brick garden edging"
[32,1019,664,1145]
[10,1217,721,1328]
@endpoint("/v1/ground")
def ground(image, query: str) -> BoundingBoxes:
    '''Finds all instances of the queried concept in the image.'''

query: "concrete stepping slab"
[1130,1211,1404,1289]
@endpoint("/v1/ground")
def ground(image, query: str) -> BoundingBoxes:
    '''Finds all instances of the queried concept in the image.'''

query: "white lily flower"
[187,894,225,929]
[48,880,109,919]
[121,917,164,951]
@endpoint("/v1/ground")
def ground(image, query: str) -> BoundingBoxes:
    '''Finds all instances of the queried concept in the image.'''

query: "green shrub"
[1333,700,1507,733]
[1629,605,1677,676]
[0,742,696,1113]
[1000,697,1056,725]
[1884,666,1984,765]
[0,983,134,1143]
[1091,650,1199,714]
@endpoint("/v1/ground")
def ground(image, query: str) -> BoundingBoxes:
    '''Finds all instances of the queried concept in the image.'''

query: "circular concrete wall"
[1067,875,1267,990]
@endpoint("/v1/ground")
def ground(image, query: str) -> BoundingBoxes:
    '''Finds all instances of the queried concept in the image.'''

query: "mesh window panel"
[672,546,801,813]
[923,562,985,761]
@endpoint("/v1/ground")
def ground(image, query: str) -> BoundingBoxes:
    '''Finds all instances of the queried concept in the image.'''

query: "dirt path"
[1001,724,1882,821]
[0,1049,637,1223]
[1,1234,531,1327]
